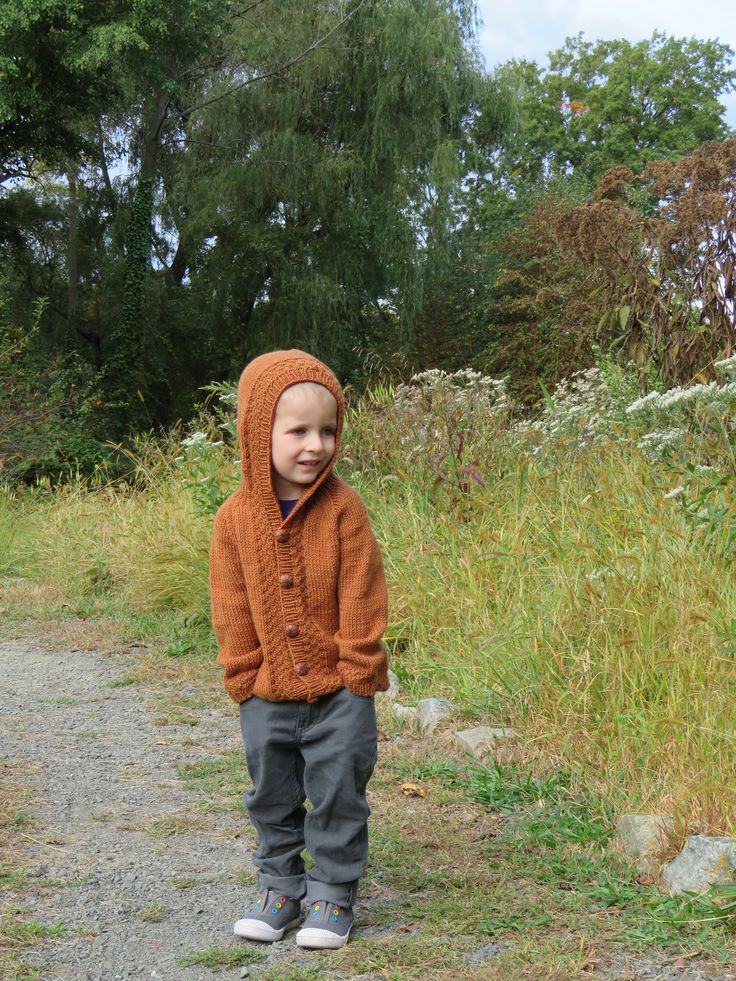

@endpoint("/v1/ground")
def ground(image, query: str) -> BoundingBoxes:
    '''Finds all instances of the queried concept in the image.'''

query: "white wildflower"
[626,390,663,414]
[714,352,736,375]
[663,485,685,499]
[637,428,684,455]
[181,431,208,448]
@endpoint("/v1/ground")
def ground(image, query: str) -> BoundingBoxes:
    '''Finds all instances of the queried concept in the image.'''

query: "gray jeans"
[238,687,378,906]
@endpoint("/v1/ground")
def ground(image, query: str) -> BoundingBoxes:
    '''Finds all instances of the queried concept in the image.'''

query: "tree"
[556,137,736,385]
[1,0,509,452]
[0,0,127,184]
[497,32,736,191]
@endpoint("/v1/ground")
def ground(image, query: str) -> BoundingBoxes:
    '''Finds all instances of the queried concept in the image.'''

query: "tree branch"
[229,0,270,19]
[97,121,117,214]
[183,0,366,117]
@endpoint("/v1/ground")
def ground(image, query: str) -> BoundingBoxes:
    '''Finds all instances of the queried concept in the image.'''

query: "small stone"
[392,703,417,725]
[240,968,250,979]
[660,835,736,895]
[614,814,675,875]
[416,698,453,733]
[454,726,518,759]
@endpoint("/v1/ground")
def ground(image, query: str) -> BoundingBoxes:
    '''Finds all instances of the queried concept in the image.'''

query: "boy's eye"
[323,428,336,436]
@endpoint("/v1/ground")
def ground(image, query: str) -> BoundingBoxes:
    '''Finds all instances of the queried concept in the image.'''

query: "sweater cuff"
[344,679,376,697]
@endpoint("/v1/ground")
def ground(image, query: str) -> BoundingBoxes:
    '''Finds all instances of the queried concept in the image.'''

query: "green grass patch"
[0,920,72,948]
[171,875,197,889]
[107,675,137,688]
[176,751,245,811]
[179,945,267,971]
[0,954,40,981]
[140,902,167,923]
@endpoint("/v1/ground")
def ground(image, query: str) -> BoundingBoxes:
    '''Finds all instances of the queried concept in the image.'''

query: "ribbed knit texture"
[209,350,389,703]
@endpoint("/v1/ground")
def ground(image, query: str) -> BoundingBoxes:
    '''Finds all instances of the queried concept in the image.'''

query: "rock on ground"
[660,835,736,895]
[614,814,675,876]
[416,697,453,733]
[453,725,518,759]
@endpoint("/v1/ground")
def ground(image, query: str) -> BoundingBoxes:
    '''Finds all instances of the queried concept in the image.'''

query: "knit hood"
[236,350,345,520]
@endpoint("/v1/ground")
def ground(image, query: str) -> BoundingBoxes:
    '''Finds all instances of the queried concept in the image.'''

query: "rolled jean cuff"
[305,876,357,907]
[257,872,306,900]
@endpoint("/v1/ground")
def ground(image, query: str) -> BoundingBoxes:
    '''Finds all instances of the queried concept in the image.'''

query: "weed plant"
[1,359,735,831]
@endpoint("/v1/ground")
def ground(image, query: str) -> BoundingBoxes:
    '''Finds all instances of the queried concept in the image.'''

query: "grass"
[179,944,267,970]
[357,736,736,975]
[176,751,245,811]
[138,813,206,838]
[3,394,733,830]
[139,901,167,923]
[170,875,197,889]
[359,444,736,833]
[1,372,736,976]
[0,919,79,981]
[1,631,734,978]
[107,675,137,688]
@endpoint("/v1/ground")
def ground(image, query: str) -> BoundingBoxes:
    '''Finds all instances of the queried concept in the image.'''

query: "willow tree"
[3,0,510,441]
[164,0,497,389]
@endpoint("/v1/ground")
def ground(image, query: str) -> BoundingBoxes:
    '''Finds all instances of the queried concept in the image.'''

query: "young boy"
[209,350,389,950]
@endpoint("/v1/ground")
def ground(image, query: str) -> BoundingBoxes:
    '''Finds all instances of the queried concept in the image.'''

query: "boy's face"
[271,384,338,500]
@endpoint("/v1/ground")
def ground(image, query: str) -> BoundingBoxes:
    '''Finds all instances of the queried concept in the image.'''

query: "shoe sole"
[234,915,302,942]
[295,925,352,949]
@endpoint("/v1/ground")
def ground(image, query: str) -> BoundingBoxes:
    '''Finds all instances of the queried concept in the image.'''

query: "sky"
[475,0,736,128]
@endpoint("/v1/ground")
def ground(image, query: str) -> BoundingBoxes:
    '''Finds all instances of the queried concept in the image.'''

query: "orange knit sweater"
[209,350,389,703]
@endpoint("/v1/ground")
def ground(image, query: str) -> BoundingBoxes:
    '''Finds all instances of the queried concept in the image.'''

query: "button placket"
[274,520,308,683]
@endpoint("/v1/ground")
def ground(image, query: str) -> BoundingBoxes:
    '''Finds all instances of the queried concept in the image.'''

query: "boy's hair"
[277,381,337,411]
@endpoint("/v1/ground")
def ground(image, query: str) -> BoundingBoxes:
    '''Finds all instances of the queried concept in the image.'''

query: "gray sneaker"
[234,889,302,942]
[295,899,353,949]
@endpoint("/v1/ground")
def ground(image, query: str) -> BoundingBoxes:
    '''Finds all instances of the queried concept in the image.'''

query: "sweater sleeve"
[335,492,389,696]
[209,504,263,703]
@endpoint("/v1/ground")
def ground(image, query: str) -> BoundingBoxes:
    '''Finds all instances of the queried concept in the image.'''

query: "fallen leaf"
[397,922,421,933]
[377,729,389,742]
[400,782,426,798]
[636,873,655,886]
[673,958,688,970]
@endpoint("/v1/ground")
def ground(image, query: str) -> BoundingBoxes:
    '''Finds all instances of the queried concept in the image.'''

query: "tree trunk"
[67,161,79,323]
[108,90,170,436]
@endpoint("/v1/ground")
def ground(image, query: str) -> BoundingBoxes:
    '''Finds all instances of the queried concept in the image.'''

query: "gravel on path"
[0,637,317,980]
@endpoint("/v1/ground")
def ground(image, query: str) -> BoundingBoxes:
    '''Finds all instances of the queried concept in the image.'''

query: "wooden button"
[275,529,290,543]
[279,574,294,588]
[295,662,309,676]
[285,624,299,638]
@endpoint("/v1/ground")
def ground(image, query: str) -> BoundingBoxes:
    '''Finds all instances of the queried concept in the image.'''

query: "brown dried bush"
[557,136,736,385]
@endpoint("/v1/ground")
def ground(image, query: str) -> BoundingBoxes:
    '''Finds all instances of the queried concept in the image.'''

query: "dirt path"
[0,637,323,980]
[2,635,735,981]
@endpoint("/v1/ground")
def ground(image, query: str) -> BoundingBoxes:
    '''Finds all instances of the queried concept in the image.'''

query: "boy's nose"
[305,431,323,453]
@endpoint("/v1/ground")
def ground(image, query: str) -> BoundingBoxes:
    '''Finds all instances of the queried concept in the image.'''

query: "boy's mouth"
[298,460,322,468]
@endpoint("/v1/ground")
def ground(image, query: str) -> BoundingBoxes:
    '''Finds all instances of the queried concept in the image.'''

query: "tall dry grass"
[1,364,734,830]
